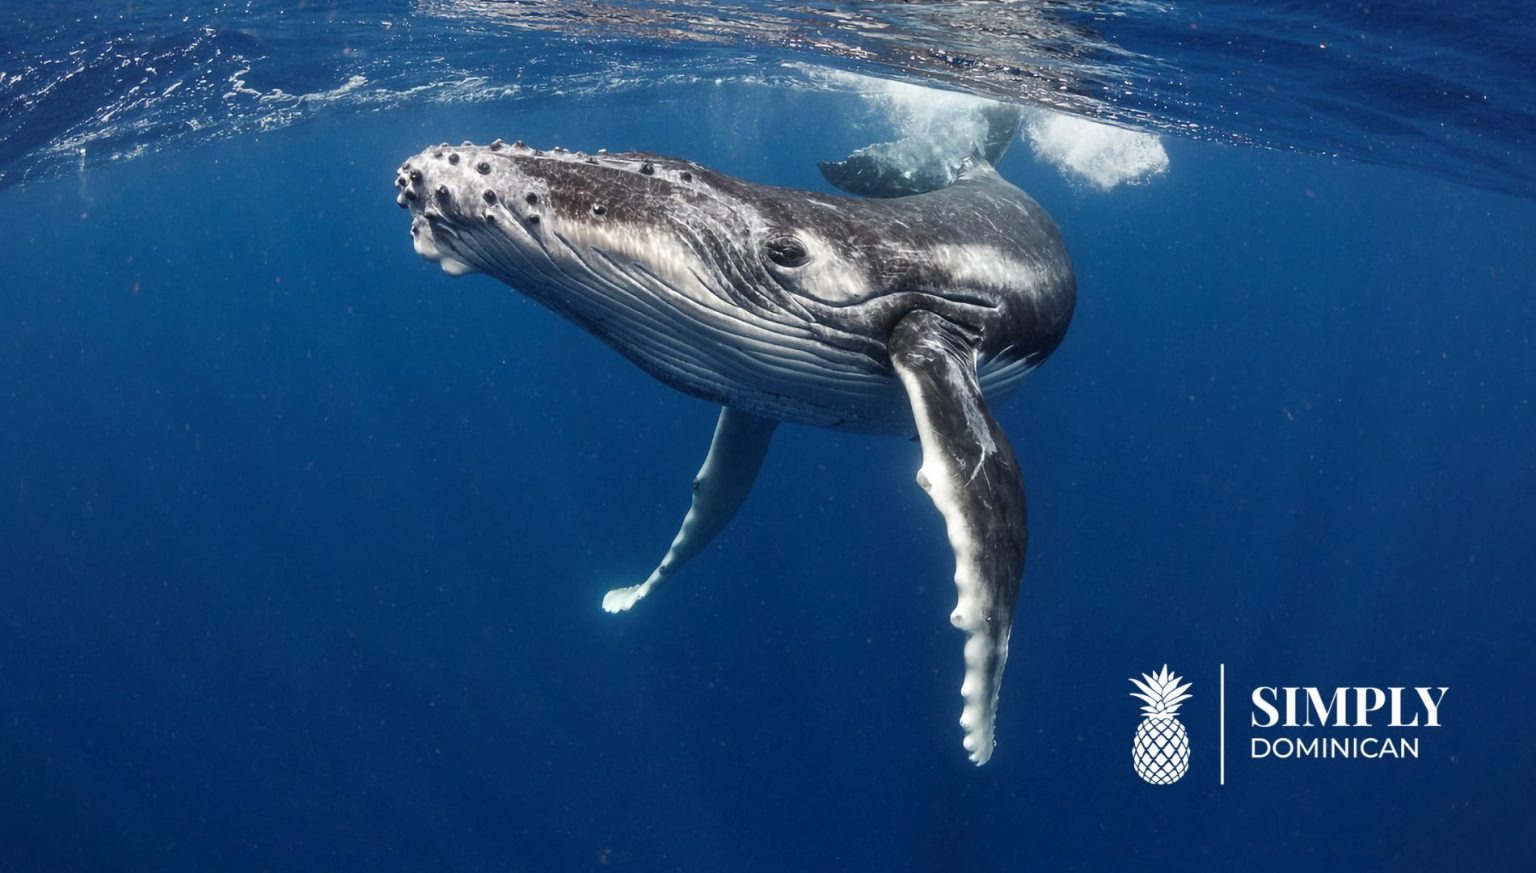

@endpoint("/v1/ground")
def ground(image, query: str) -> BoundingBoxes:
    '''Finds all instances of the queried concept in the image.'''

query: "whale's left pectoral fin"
[602,407,778,613]
[889,310,1028,765]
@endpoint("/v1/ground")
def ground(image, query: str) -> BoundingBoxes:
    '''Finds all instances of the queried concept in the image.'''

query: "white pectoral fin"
[889,310,1028,765]
[602,407,778,613]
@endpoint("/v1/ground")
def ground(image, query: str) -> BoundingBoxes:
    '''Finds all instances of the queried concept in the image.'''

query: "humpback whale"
[393,116,1075,764]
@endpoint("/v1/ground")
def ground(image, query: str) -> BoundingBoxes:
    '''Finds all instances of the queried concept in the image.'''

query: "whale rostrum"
[395,125,1075,764]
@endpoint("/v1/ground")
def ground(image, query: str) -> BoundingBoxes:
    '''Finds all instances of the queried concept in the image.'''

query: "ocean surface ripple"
[2,1,1532,196]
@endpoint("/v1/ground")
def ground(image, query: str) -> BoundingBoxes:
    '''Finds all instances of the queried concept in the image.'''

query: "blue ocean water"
[2,3,1534,871]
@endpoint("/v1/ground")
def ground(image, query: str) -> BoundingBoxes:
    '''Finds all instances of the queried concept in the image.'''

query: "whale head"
[393,138,920,420]
[394,139,794,305]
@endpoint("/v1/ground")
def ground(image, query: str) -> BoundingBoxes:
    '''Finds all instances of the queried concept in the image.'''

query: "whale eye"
[764,235,810,268]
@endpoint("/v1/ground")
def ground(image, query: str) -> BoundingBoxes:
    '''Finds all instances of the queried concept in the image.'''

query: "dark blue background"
[2,82,1532,871]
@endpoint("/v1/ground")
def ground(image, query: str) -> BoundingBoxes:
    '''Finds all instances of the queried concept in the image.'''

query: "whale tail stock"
[817,101,1025,197]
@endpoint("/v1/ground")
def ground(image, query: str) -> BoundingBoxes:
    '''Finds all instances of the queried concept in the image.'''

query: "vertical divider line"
[1220,663,1227,787]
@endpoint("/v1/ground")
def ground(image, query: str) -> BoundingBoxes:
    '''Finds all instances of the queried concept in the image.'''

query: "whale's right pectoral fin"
[889,309,1028,765]
[602,407,778,613]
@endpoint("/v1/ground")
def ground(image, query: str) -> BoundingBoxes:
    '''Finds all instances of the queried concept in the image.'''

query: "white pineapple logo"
[1130,664,1192,785]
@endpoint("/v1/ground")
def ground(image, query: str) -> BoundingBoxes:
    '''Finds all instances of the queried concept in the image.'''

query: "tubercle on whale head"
[394,138,717,280]
[396,141,699,203]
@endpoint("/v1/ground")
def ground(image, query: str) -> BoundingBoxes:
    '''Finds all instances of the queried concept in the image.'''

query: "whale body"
[394,130,1075,764]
